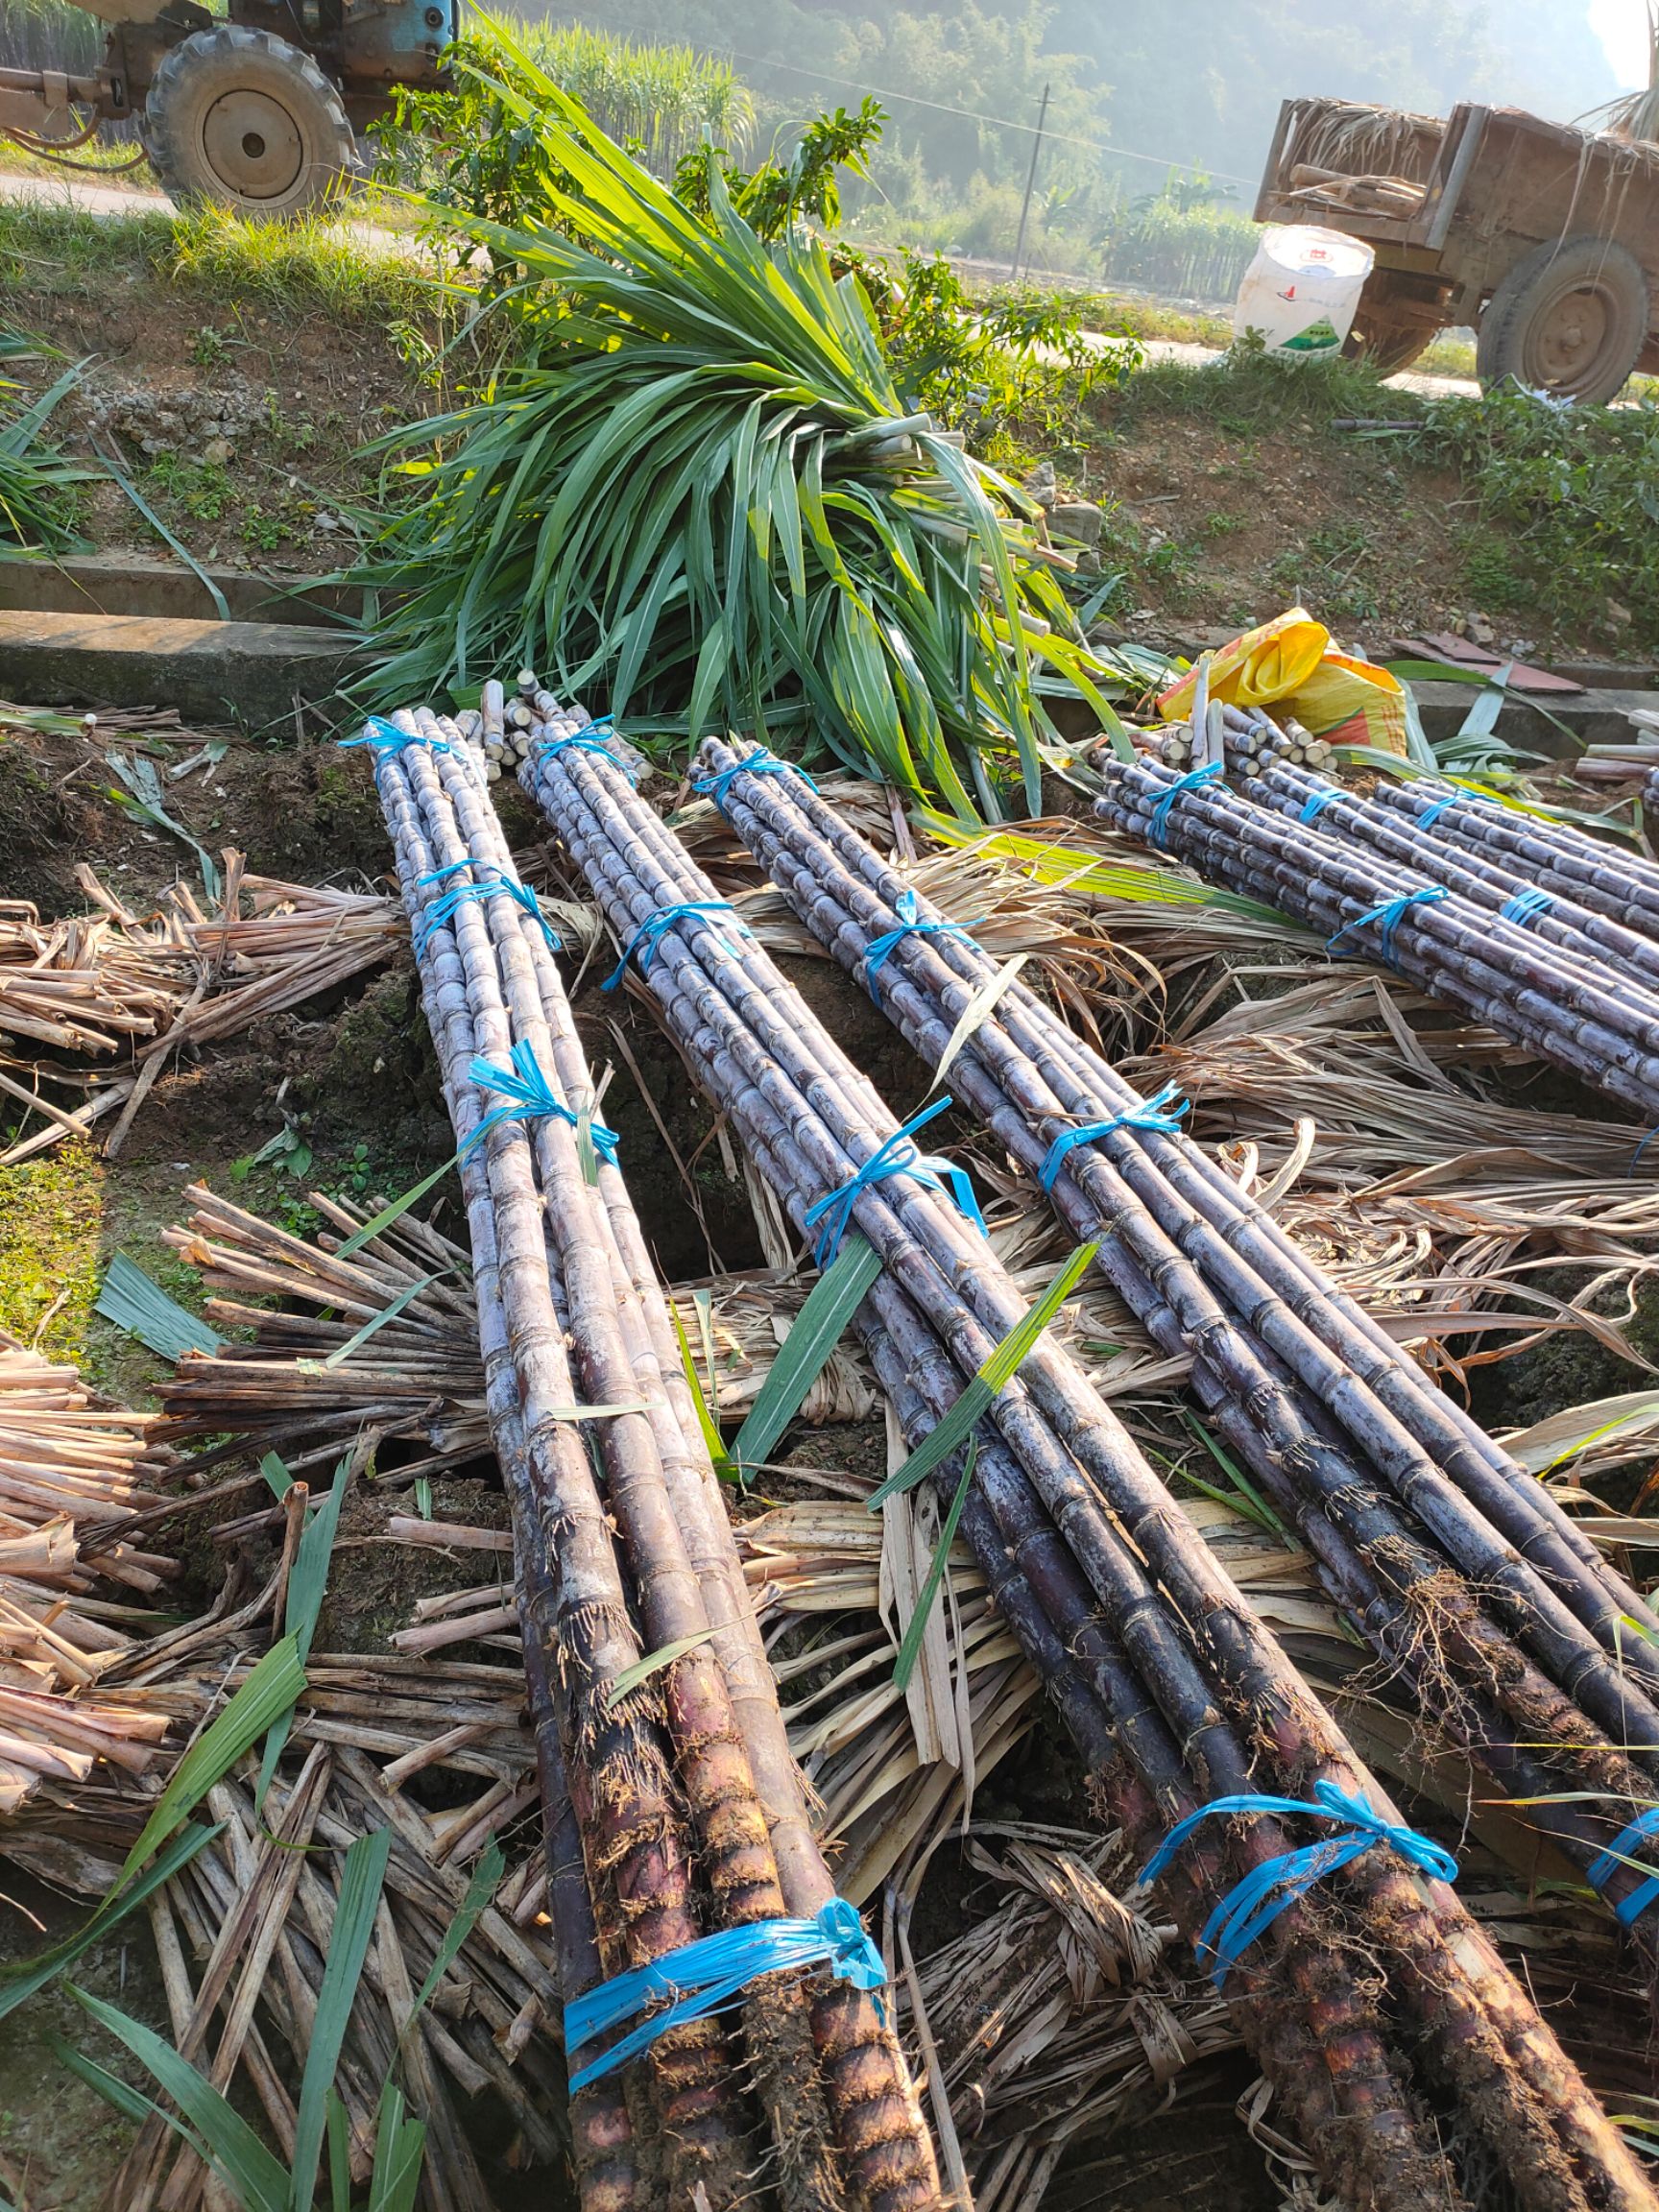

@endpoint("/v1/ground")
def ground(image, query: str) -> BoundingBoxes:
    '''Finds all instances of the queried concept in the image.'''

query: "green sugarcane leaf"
[893,1439,977,1692]
[292,1826,395,2205]
[106,749,221,902]
[731,1232,882,1477]
[0,1823,215,2025]
[327,2088,353,2212]
[94,1252,223,1362]
[408,1841,504,2025]
[257,1456,350,1809]
[334,1154,460,1256]
[260,1450,295,1499]
[68,1985,290,2212]
[323,1273,445,1367]
[368,2084,427,2212]
[53,2032,167,2128]
[669,1302,739,1482]
[607,1626,720,1708]
[121,1636,306,1885]
[869,1240,1099,1508]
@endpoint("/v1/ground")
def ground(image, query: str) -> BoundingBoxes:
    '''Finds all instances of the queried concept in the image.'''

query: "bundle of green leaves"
[360,43,1119,821]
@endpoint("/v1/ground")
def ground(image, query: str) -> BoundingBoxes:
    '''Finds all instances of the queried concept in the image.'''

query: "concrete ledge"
[0,553,359,626]
[1409,681,1656,757]
[0,610,367,730]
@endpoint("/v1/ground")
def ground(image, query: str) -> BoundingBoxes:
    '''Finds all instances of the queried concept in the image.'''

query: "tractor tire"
[141,26,360,221]
[1476,234,1649,405]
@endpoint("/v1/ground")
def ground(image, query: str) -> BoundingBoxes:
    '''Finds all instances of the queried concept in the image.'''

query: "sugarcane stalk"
[522,724,1656,2212]
[1375,781,1659,938]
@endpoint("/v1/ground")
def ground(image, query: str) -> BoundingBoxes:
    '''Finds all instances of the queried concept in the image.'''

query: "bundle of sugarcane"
[1094,753,1659,1122]
[1362,779,1659,941]
[1,857,402,1165]
[698,737,1659,1948]
[521,714,1655,2212]
[360,708,944,2212]
[1240,757,1659,1001]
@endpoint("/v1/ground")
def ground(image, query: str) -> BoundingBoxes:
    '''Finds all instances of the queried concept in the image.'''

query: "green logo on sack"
[1281,317,1340,354]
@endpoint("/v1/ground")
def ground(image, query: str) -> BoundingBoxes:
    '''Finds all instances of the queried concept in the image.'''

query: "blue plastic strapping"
[1327,884,1448,967]
[413,866,561,955]
[1586,1805,1659,1927]
[340,714,448,757]
[1038,1080,1190,1192]
[601,901,752,993]
[565,1897,886,2090]
[460,1040,619,1166]
[1149,760,1223,849]
[1298,787,1341,828]
[537,719,637,781]
[1142,1779,1458,1988]
[693,745,818,815]
[861,888,982,1003]
[1415,790,1461,831]
[1499,885,1554,929]
[803,1094,985,1265]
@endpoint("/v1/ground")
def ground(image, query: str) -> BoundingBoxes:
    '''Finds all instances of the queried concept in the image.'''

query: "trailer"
[1256,97,1659,403]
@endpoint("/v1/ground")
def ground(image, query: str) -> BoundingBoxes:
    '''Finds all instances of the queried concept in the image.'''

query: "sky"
[1591,0,1652,84]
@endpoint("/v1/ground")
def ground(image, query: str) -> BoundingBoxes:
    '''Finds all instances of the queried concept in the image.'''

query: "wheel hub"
[1528,282,1613,390]
[200,86,304,200]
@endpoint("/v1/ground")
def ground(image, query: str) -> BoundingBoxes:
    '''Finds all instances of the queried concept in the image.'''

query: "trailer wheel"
[1476,234,1649,405]
[142,26,360,220]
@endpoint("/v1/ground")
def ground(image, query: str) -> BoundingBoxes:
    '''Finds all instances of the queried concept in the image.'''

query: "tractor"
[0,0,456,218]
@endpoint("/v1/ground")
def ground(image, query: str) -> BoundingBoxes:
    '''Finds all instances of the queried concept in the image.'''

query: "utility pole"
[1011,80,1050,283]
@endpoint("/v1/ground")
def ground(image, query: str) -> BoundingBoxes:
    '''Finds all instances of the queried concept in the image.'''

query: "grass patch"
[167,204,437,320]
[0,1140,104,1360]
[1115,341,1415,432]
[0,194,439,321]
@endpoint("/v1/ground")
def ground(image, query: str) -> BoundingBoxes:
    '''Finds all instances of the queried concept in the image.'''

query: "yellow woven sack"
[1156,608,1407,757]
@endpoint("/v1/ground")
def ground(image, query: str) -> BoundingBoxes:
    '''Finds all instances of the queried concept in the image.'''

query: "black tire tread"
[142,25,359,219]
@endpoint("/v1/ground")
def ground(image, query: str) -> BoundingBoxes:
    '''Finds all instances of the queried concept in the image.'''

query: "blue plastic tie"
[460,1040,619,1166]
[340,714,448,757]
[536,719,637,782]
[1587,1804,1659,1927]
[1499,885,1554,929]
[1142,1780,1458,1988]
[565,1897,886,2090]
[1038,1080,1190,1192]
[803,1095,985,1264]
[1327,884,1448,967]
[861,889,982,1004]
[1632,1128,1658,1175]
[601,901,752,992]
[413,866,561,955]
[693,745,818,815]
[1149,760,1223,849]
[1298,787,1342,828]
[1416,790,1461,831]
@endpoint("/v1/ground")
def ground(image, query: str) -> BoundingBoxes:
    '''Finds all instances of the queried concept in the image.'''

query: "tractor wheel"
[142,26,360,220]
[1476,234,1649,405]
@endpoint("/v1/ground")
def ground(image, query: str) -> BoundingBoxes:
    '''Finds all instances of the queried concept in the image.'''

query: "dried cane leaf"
[893,1439,977,1693]
[928,953,1028,1093]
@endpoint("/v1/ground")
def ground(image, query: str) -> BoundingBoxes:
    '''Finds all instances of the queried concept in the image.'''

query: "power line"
[543,3,1258,186]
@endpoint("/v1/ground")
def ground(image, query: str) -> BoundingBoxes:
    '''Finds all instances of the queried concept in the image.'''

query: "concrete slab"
[0,554,358,626]
[0,610,367,730]
[1409,681,1655,757]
